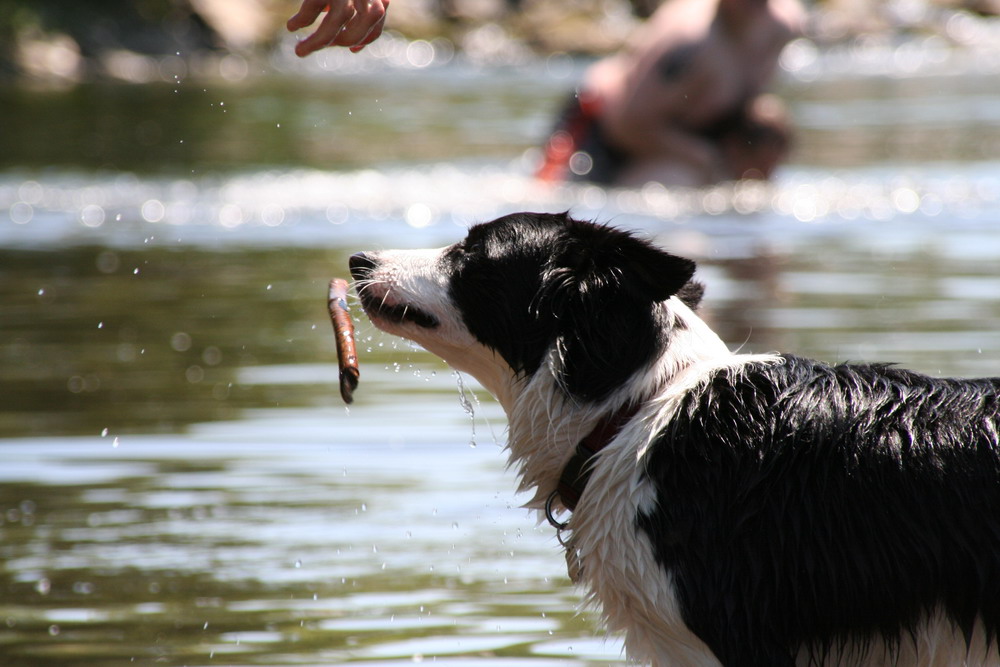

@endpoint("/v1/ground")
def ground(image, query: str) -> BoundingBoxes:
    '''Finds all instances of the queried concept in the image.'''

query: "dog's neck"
[501,297,733,510]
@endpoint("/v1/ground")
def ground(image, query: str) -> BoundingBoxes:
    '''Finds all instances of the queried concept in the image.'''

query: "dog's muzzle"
[348,252,440,329]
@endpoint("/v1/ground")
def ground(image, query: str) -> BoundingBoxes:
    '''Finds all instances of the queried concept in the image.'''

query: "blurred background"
[4,0,1000,665]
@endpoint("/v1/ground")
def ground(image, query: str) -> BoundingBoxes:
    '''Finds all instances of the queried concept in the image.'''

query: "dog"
[348,211,1000,666]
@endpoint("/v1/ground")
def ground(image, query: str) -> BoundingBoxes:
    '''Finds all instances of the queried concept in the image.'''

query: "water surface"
[4,44,1000,666]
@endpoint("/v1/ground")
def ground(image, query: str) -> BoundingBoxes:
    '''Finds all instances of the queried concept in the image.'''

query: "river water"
[4,35,1000,666]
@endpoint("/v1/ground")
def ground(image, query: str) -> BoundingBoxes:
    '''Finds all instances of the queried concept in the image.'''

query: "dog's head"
[349,212,701,404]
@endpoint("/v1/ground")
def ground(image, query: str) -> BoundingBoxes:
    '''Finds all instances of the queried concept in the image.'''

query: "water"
[4,40,1000,665]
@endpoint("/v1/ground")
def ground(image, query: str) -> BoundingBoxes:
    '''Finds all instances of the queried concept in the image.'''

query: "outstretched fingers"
[287,0,390,57]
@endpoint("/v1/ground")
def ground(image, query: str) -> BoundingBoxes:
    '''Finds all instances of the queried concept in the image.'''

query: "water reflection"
[5,52,1000,666]
[1,431,624,666]
[1,246,359,437]
[0,71,561,176]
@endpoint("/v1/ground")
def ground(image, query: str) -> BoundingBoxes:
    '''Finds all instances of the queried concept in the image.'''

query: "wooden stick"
[328,278,360,404]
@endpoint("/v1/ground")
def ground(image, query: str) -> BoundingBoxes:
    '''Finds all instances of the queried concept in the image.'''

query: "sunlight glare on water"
[4,161,1000,251]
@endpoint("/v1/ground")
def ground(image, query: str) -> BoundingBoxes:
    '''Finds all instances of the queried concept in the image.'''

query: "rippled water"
[4,42,1000,666]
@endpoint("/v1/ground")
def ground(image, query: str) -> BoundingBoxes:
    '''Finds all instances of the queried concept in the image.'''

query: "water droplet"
[171,332,192,352]
[294,559,302,568]
[80,205,105,228]
[455,372,478,447]
[10,202,33,224]
[101,428,109,437]
[112,437,120,448]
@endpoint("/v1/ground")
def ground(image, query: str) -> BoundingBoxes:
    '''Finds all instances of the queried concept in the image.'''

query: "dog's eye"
[464,240,485,255]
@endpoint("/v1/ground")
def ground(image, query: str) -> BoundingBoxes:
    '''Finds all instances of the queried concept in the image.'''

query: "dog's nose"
[349,252,378,281]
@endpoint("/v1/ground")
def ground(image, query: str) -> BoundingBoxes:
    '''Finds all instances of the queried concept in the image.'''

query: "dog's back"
[637,354,1000,665]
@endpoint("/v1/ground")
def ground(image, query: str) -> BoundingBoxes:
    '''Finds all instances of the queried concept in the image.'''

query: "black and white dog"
[348,211,1000,666]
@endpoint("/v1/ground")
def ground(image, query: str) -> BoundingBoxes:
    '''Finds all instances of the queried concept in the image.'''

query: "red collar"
[547,401,643,526]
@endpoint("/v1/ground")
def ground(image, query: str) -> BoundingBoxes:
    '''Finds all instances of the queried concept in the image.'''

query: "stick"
[328,278,360,404]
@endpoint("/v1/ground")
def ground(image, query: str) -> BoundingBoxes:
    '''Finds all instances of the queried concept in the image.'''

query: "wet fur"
[348,212,1000,666]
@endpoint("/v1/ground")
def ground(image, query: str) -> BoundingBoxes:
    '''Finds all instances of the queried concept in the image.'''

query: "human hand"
[286,0,390,57]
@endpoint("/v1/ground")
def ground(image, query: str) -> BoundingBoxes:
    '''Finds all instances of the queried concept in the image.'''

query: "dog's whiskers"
[349,277,397,310]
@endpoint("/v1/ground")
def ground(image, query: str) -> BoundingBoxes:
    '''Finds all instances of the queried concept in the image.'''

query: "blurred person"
[536,0,805,187]
[286,0,390,56]
[285,0,803,187]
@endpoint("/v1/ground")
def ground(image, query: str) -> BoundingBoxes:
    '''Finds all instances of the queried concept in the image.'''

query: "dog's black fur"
[640,356,1000,664]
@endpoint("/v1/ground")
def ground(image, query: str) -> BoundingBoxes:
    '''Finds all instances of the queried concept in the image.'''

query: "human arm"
[286,0,390,56]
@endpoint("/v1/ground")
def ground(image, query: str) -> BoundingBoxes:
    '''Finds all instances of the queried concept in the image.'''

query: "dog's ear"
[556,222,696,304]
[541,224,699,401]
[618,243,696,303]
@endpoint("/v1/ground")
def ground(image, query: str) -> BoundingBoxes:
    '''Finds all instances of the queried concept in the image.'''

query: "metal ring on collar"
[544,489,569,531]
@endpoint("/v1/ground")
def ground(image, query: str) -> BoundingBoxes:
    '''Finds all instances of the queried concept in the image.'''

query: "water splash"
[454,371,477,448]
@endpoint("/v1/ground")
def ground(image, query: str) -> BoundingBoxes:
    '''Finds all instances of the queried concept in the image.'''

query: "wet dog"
[348,211,1000,666]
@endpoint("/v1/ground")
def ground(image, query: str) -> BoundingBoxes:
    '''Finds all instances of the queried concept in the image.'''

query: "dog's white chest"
[569,441,721,667]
